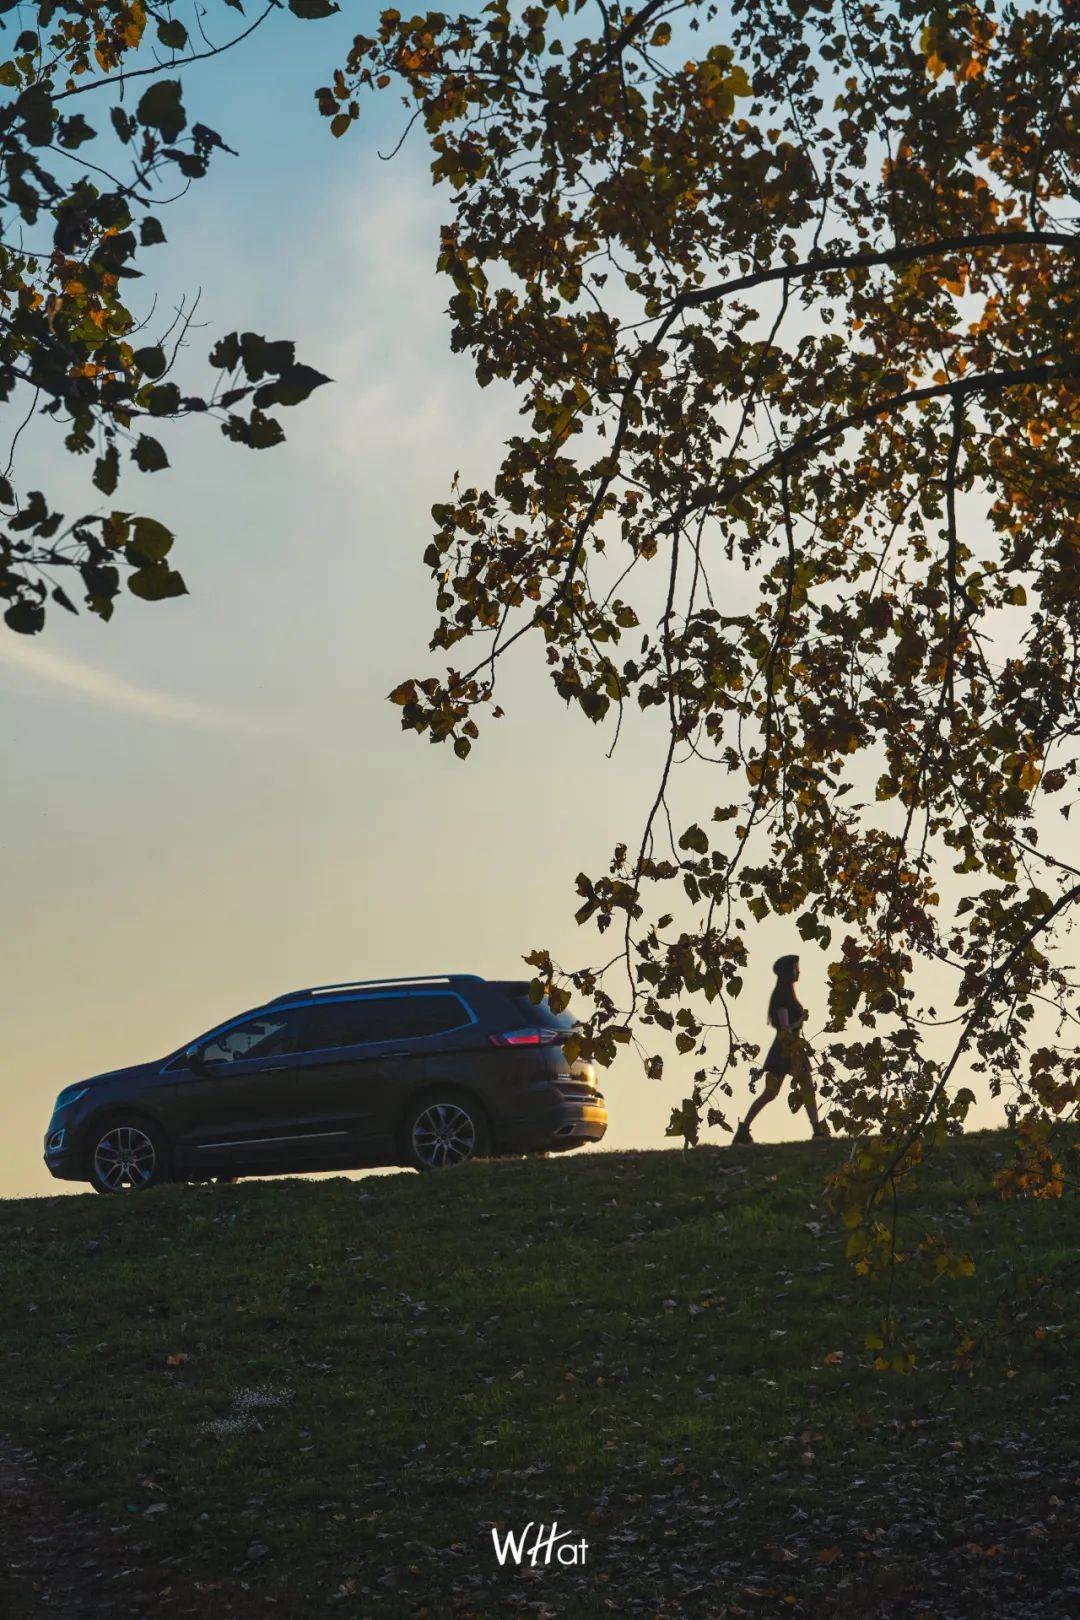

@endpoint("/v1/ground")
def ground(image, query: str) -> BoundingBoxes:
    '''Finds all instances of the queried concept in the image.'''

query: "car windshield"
[201,1013,299,1065]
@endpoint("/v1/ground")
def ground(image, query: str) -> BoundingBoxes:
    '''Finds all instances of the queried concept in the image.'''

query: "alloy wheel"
[411,1103,478,1169]
[93,1125,158,1191]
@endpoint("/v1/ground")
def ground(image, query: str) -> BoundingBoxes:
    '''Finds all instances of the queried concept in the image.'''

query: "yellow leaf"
[121,2,147,49]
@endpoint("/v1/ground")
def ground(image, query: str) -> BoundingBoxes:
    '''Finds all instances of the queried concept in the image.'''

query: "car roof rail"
[267,973,485,1005]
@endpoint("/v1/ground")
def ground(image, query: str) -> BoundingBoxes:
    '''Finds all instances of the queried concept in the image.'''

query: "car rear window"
[302,993,470,1050]
[500,981,577,1032]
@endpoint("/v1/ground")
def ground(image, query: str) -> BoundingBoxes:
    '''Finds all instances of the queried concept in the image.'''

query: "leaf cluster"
[333,2,1080,1205]
[0,0,333,632]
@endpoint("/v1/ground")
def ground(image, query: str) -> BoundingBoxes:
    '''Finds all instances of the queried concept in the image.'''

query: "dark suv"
[43,975,608,1194]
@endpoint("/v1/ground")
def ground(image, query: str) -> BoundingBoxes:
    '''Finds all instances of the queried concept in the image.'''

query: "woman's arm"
[774,1007,790,1030]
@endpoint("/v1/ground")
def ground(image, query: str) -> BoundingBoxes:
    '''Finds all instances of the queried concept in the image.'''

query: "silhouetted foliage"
[329,1,1080,1240]
[0,0,335,633]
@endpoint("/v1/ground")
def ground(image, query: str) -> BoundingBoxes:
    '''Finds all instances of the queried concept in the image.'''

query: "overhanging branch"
[675,230,1079,315]
[689,358,1080,520]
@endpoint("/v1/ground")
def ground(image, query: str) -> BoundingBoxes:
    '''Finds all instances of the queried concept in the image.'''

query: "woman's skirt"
[762,1034,790,1079]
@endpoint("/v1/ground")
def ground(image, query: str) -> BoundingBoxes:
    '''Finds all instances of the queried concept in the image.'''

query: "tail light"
[488,1028,566,1047]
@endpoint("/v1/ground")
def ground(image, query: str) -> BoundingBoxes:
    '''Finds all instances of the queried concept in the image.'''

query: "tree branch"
[884,880,1080,1181]
[689,359,1080,520]
[944,393,964,720]
[675,230,1079,316]
[49,6,277,103]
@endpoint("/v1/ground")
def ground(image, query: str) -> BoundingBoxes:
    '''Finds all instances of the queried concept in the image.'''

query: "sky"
[0,7,1019,1197]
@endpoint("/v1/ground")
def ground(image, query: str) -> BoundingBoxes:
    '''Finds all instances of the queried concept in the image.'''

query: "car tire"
[87,1116,172,1195]
[402,1092,490,1172]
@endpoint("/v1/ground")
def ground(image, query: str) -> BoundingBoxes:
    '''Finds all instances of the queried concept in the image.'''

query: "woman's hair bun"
[772,954,799,977]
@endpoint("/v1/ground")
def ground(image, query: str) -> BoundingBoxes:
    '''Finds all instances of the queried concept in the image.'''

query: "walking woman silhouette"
[733,954,827,1145]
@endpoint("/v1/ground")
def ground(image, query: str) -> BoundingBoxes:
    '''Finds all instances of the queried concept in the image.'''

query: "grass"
[2,1130,1077,1617]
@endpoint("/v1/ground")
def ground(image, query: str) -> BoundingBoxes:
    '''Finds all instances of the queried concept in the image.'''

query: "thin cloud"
[0,635,259,731]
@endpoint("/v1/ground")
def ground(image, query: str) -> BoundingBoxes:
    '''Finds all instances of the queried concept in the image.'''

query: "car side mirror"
[186,1043,210,1075]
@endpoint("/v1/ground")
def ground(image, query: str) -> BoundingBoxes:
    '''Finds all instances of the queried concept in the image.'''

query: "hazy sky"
[1,10,1016,1196]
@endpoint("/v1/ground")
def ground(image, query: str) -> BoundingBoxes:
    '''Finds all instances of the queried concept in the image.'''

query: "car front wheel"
[88,1118,172,1194]
[403,1095,489,1172]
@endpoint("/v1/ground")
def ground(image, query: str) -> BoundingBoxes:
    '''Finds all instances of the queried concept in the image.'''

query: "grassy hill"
[2,1132,1077,1618]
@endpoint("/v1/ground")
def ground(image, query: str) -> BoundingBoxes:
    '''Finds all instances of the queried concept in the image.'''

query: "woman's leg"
[789,1050,826,1137]
[796,1078,828,1136]
[734,1073,782,1141]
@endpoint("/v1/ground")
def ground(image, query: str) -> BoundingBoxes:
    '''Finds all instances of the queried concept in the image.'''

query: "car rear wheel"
[88,1118,172,1194]
[404,1094,490,1172]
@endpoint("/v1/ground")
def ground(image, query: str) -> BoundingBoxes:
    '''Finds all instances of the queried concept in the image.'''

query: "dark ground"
[2,1133,1077,1617]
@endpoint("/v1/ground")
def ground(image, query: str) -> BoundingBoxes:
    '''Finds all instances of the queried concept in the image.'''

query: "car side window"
[301,993,470,1051]
[397,995,473,1038]
[201,1011,304,1066]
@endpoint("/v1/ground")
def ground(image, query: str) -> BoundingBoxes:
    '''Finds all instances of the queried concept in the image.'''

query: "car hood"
[71,1059,163,1091]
